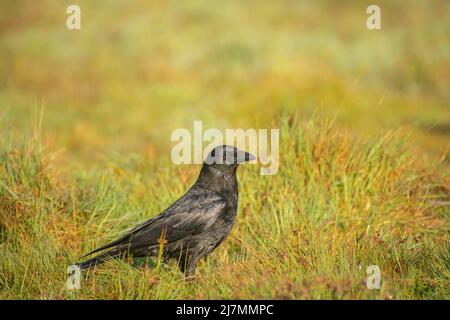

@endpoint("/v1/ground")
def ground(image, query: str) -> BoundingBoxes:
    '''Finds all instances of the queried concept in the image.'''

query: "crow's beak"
[244,152,256,162]
[231,149,256,164]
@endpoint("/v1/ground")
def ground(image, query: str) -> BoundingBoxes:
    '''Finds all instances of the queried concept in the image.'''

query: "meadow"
[0,0,449,299]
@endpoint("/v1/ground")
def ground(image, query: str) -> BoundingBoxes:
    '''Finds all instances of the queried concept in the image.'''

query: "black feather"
[78,145,254,277]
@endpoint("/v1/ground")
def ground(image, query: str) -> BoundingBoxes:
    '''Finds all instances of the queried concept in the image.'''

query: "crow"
[78,145,255,277]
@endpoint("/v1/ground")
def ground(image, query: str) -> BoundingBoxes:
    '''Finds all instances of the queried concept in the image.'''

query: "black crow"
[78,145,255,277]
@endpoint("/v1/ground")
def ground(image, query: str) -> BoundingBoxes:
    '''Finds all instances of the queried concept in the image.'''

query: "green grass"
[0,0,449,299]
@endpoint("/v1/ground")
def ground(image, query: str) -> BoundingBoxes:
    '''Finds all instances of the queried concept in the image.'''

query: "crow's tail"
[78,250,123,269]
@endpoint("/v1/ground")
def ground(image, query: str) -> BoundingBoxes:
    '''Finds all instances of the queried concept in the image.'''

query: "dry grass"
[0,0,449,299]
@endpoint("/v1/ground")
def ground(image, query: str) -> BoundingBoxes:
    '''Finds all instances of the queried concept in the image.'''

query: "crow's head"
[204,145,255,168]
[199,145,255,190]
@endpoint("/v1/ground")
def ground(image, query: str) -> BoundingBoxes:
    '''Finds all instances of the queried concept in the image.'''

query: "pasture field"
[0,0,449,299]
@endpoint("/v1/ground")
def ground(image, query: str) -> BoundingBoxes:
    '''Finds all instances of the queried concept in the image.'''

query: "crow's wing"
[124,194,227,250]
[79,215,162,258]
[80,192,227,258]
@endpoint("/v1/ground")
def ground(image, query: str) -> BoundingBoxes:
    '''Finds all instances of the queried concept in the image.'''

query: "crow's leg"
[184,262,197,278]
[178,254,199,279]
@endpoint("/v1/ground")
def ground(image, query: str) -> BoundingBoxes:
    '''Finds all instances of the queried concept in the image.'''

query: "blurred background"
[0,0,449,169]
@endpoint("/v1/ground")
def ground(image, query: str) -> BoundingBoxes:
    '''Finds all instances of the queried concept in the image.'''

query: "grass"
[0,0,449,299]
[0,118,449,299]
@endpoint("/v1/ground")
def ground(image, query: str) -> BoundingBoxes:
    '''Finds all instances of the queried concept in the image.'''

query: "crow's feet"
[185,273,198,283]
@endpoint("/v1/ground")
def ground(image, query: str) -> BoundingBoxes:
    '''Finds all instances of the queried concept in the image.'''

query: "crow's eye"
[211,149,216,157]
